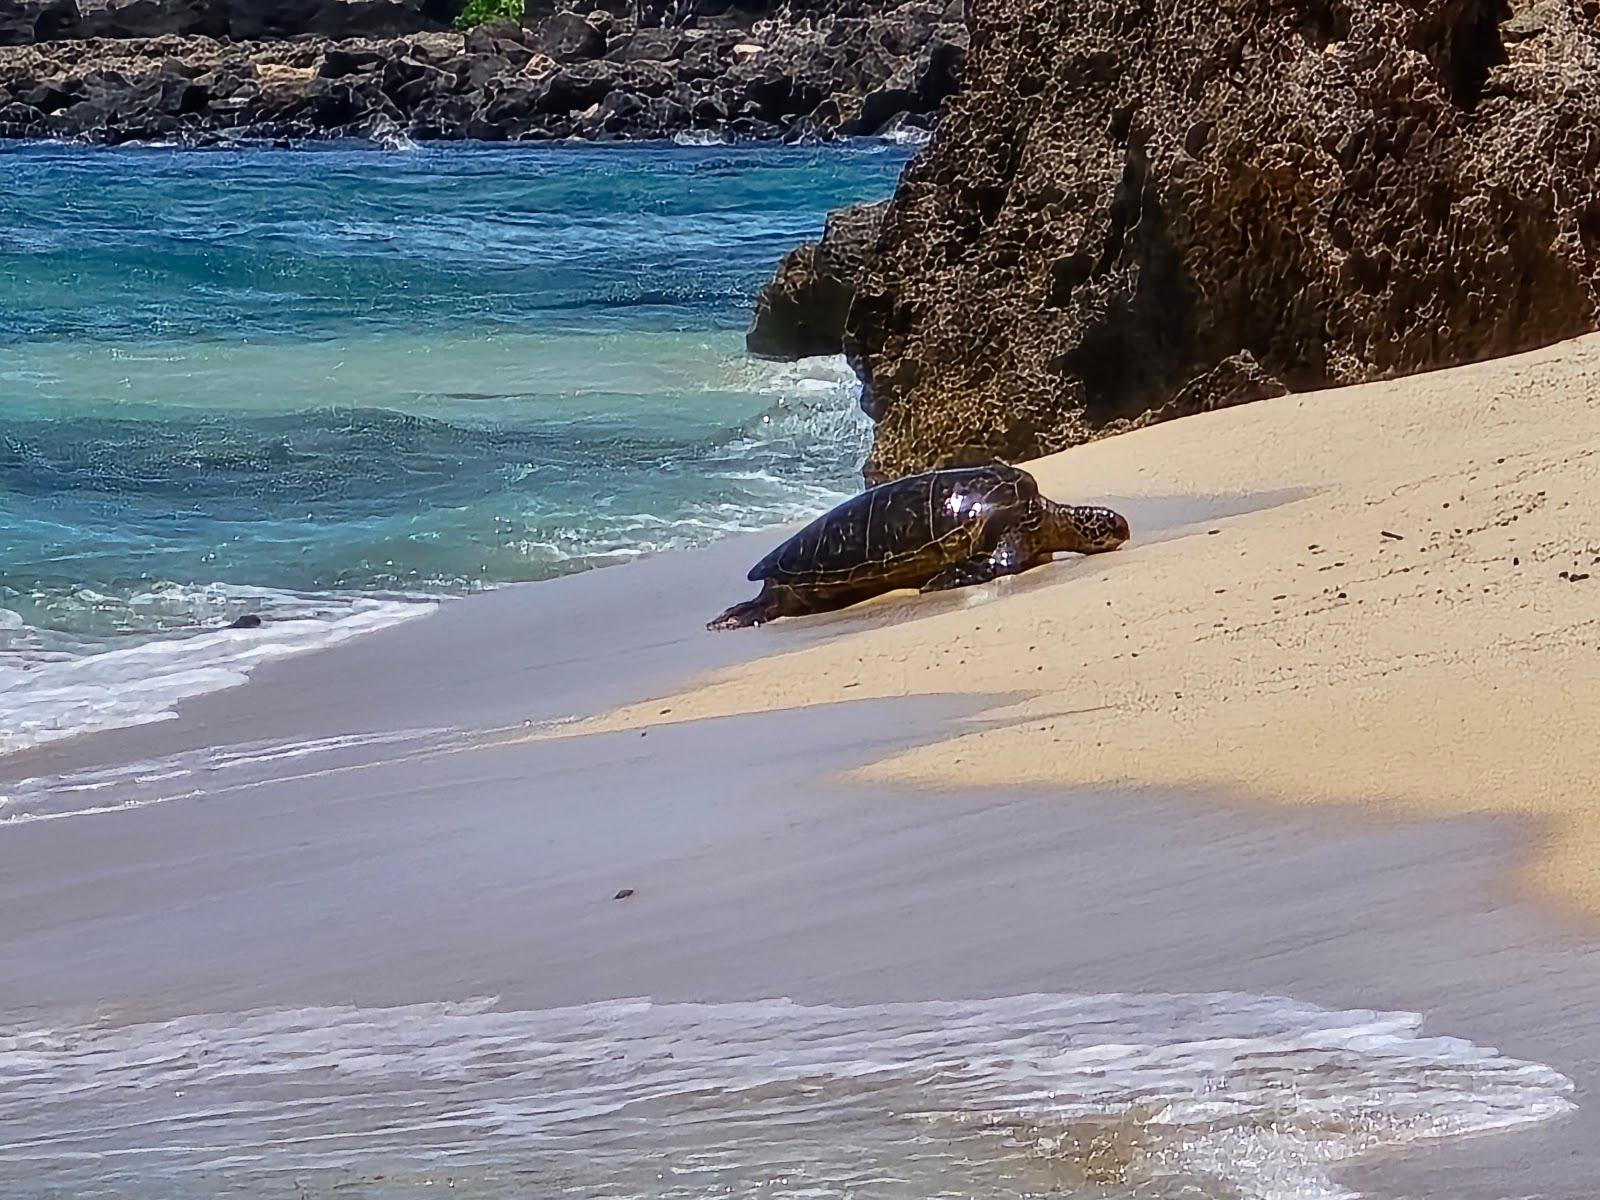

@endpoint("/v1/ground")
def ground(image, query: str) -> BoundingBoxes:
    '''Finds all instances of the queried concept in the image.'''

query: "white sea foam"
[487,353,869,570]
[0,992,1571,1199]
[742,350,865,400]
[366,114,420,153]
[671,128,731,146]
[0,585,435,757]
[879,124,934,147]
[0,352,862,758]
[722,353,872,474]
[0,727,464,825]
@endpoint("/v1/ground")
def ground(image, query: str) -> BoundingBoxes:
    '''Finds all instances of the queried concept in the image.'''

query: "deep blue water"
[0,140,909,752]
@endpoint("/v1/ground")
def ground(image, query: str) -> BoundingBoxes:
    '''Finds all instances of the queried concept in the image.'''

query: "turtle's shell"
[749,462,1037,585]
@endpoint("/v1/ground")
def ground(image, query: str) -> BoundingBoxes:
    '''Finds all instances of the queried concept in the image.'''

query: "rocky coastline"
[832,0,1600,482]
[17,0,1600,493]
[745,199,884,358]
[0,0,963,143]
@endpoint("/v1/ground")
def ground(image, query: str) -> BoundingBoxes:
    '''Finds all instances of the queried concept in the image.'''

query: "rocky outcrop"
[0,0,77,44]
[1,0,462,43]
[747,200,885,359]
[1110,350,1289,433]
[845,0,1600,483]
[0,0,964,141]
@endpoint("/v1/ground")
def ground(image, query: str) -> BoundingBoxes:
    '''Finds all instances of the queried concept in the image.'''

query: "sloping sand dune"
[568,333,1600,912]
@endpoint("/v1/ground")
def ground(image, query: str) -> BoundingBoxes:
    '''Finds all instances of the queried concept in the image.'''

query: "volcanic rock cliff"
[842,0,1600,482]
[747,200,887,358]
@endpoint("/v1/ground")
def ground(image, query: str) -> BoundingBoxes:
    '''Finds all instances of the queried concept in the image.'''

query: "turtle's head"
[1043,502,1131,555]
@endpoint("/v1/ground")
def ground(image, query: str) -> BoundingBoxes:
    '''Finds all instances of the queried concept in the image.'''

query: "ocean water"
[0,992,1573,1199]
[0,140,908,754]
[0,143,1582,1200]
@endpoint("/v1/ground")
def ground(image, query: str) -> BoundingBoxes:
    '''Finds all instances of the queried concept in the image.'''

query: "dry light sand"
[564,332,1600,915]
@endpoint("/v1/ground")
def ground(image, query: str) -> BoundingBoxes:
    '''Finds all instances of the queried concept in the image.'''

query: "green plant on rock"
[454,0,525,30]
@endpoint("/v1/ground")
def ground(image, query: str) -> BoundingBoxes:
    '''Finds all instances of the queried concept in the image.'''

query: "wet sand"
[574,332,1600,916]
[6,336,1600,1195]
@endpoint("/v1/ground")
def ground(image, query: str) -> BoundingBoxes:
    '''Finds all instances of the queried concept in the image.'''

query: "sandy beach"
[574,330,1600,914]
[4,333,1600,1196]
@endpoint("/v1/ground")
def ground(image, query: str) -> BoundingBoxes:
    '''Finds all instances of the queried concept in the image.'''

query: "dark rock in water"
[227,614,263,630]
[71,0,456,40]
[780,114,835,144]
[0,0,79,45]
[872,110,930,142]
[845,0,1600,483]
[536,63,614,113]
[0,0,965,142]
[747,200,885,360]
[587,88,645,133]
[307,75,367,126]
[605,27,684,63]
[480,82,538,133]
[842,82,916,135]
[533,10,606,62]
[0,104,39,137]
[726,113,779,140]
[317,46,383,78]
[643,91,687,128]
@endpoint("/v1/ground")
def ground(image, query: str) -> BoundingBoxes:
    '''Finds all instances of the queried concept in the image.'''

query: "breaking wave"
[0,583,434,756]
[0,992,1572,1199]
[0,142,901,755]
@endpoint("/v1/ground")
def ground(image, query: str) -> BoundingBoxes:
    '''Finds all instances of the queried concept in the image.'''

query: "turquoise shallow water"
[0,140,909,752]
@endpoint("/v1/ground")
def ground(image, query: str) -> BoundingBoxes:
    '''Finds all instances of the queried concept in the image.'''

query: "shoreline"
[5,336,1600,1194]
[566,331,1600,918]
[4,606,1598,1195]
[0,125,931,151]
[0,326,876,763]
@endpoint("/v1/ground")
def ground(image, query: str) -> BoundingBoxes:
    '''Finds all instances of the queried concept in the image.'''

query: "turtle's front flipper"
[707,596,781,630]
[707,583,804,630]
[920,554,1002,592]
[920,532,1049,593]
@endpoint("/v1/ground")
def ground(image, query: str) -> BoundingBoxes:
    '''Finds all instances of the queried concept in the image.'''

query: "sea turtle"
[707,459,1130,630]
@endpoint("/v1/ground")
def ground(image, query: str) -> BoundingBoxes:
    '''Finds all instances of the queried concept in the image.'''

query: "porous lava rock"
[747,200,886,359]
[0,0,965,141]
[844,0,1600,482]
[0,0,78,44]
[64,0,461,40]
[1112,350,1290,432]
